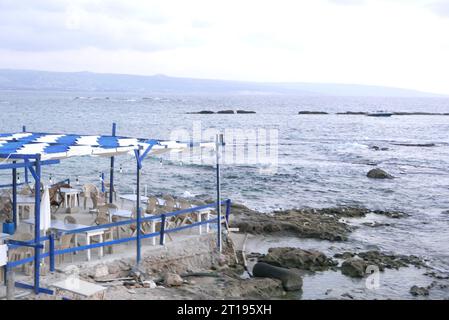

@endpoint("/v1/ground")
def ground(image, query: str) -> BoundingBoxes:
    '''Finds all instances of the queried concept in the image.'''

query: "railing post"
[34,154,41,294]
[215,134,223,252]
[160,214,166,245]
[12,161,17,231]
[49,234,55,272]
[101,172,105,193]
[109,122,116,204]
[135,149,141,264]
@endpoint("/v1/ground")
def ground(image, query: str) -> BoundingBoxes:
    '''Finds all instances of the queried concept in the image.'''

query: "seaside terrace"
[0,124,230,297]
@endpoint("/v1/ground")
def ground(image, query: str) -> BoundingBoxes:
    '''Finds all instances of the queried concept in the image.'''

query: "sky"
[0,0,449,94]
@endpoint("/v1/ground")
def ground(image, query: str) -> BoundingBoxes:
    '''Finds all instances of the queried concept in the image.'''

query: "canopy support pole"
[216,134,223,253]
[109,122,116,204]
[33,154,41,294]
[12,161,17,230]
[135,148,142,265]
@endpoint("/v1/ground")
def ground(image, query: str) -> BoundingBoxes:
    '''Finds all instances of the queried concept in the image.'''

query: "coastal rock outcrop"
[335,250,426,278]
[234,208,352,241]
[187,110,215,114]
[367,168,394,179]
[217,110,235,114]
[298,111,328,115]
[259,247,337,271]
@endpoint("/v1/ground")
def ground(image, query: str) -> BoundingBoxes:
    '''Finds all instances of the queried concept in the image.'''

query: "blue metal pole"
[216,134,222,252]
[109,123,116,204]
[34,155,41,294]
[136,149,141,264]
[12,161,17,231]
[49,234,55,272]
[25,166,29,184]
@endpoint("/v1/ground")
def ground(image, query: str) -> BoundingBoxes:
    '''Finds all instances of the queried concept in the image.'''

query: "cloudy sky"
[0,0,449,94]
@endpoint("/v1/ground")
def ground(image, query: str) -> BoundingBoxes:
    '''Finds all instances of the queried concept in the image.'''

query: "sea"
[1,90,449,299]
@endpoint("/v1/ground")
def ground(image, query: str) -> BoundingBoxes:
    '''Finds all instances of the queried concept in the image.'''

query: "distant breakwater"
[298,111,449,115]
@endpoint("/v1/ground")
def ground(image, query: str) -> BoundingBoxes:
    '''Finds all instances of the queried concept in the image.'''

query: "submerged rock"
[260,247,337,271]
[367,168,394,179]
[410,285,429,296]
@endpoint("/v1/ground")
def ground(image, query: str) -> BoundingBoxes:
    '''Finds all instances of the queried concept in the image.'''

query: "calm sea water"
[1,90,449,298]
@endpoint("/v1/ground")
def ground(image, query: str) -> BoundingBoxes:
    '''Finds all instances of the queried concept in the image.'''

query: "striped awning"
[0,132,215,161]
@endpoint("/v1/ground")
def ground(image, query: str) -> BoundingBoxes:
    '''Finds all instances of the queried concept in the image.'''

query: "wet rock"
[94,264,109,279]
[370,146,389,151]
[334,252,355,260]
[338,250,426,273]
[164,273,184,287]
[410,285,429,296]
[234,208,352,241]
[424,271,449,280]
[260,247,337,272]
[441,210,449,215]
[341,292,355,299]
[341,258,367,278]
[367,168,394,179]
[318,207,369,218]
[298,111,328,115]
[253,262,302,291]
[392,143,436,147]
[217,110,235,114]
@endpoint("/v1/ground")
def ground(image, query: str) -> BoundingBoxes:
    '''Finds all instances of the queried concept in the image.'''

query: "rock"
[341,292,354,299]
[341,258,367,278]
[410,285,429,296]
[319,207,369,218]
[107,264,121,276]
[334,252,355,260]
[253,262,302,291]
[164,273,184,287]
[234,208,352,241]
[441,210,449,215]
[236,110,256,114]
[298,111,328,115]
[367,168,394,179]
[217,110,235,114]
[361,222,392,228]
[339,250,426,272]
[392,143,436,147]
[94,264,109,279]
[260,247,337,272]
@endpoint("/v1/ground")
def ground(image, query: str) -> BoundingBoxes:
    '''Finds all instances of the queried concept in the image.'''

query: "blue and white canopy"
[0,132,215,161]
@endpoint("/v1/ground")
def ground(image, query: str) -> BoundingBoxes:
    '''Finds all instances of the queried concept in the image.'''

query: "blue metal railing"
[5,199,231,270]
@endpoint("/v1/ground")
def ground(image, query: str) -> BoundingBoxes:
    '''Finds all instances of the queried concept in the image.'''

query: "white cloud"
[0,0,449,94]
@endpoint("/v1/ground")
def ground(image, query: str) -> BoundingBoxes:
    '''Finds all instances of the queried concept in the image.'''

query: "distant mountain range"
[0,69,445,97]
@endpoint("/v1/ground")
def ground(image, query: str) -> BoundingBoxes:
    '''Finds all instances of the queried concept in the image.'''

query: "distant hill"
[0,69,444,97]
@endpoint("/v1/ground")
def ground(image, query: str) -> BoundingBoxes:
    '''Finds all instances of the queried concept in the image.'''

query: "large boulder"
[341,258,368,278]
[252,262,302,291]
[367,168,393,179]
[260,247,337,272]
